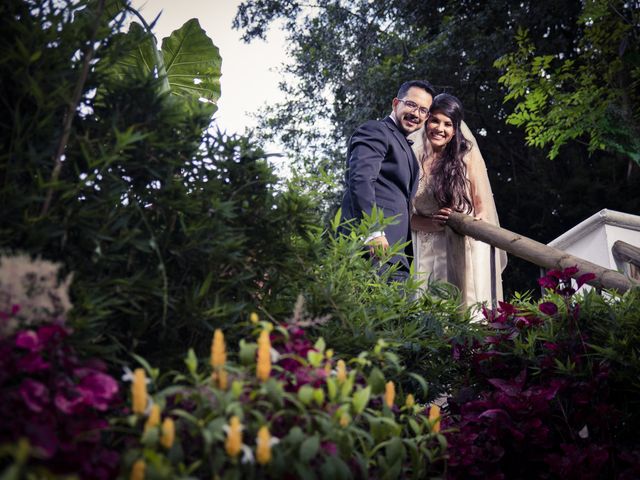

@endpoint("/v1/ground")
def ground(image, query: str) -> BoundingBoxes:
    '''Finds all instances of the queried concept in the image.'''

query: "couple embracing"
[340,80,506,309]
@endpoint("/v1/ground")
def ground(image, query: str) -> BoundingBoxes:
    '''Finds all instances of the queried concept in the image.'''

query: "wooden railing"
[446,212,639,295]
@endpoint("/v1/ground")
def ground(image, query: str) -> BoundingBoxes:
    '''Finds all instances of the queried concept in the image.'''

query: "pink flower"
[76,371,119,411]
[539,302,558,316]
[19,379,50,412]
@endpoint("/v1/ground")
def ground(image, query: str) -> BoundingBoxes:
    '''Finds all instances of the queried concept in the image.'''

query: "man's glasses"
[397,99,429,117]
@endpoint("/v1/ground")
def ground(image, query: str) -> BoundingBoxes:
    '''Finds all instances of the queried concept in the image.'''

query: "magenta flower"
[19,378,50,412]
[539,302,558,316]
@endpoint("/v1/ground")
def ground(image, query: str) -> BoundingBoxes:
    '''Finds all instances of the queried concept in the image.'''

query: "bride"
[408,93,506,312]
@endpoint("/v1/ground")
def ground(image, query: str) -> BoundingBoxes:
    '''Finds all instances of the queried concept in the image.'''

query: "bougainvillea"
[0,308,120,479]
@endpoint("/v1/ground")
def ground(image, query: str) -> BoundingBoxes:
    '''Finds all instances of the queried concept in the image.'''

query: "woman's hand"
[431,207,452,226]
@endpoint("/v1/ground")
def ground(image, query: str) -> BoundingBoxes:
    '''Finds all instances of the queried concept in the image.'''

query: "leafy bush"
[116,309,446,479]
[444,268,640,479]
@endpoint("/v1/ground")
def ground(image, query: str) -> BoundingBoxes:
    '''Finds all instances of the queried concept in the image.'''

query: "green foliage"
[0,0,315,367]
[495,1,640,163]
[109,17,221,114]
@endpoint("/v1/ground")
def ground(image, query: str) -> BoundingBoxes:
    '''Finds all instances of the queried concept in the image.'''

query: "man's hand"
[367,235,389,256]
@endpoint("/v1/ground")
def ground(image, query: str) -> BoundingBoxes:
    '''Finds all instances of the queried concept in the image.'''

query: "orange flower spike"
[256,426,273,465]
[384,381,395,408]
[217,369,229,390]
[210,329,226,369]
[144,404,161,432]
[429,404,441,433]
[160,417,175,449]
[130,459,145,480]
[131,368,148,414]
[256,330,272,382]
[336,359,347,384]
[225,416,243,458]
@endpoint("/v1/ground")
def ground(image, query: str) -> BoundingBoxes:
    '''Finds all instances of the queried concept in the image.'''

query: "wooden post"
[446,212,638,293]
[445,225,467,301]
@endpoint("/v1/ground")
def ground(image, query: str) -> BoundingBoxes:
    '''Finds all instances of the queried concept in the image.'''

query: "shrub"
[116,307,447,479]
[444,267,640,479]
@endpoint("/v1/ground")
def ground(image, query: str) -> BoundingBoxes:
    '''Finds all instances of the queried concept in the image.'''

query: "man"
[340,80,435,278]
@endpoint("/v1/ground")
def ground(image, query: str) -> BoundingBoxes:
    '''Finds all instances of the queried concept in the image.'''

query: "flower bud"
[384,381,395,408]
[144,404,161,432]
[225,416,243,458]
[429,404,441,433]
[256,330,271,382]
[131,368,147,415]
[210,329,226,369]
[160,417,175,449]
[250,312,259,324]
[405,394,415,408]
[130,459,145,480]
[336,359,347,384]
[256,425,272,465]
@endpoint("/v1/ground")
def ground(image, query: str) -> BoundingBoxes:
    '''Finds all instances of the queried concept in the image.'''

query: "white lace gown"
[408,123,507,311]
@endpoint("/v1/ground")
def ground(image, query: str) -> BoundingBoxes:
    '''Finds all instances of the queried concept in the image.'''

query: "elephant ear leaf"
[107,21,158,79]
[161,18,221,113]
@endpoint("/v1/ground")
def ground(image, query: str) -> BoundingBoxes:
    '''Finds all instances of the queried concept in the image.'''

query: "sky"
[131,0,290,138]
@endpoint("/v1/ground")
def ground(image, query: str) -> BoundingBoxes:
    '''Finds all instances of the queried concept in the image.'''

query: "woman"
[408,93,506,312]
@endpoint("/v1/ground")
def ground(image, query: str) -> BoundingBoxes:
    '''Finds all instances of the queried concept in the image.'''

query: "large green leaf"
[160,18,221,110]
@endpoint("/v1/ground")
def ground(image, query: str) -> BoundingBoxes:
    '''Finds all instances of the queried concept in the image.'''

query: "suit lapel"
[384,117,419,185]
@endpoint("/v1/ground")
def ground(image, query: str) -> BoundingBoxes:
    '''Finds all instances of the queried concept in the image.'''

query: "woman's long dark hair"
[424,93,473,214]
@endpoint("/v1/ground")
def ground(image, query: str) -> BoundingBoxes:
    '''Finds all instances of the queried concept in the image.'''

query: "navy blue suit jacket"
[340,116,420,270]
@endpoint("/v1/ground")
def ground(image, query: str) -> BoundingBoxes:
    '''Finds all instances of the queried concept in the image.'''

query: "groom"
[340,80,435,279]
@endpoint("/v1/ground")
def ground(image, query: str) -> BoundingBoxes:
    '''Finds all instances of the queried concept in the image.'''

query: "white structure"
[548,209,640,283]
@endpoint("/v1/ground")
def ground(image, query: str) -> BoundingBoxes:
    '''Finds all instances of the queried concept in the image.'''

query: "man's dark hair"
[397,80,435,99]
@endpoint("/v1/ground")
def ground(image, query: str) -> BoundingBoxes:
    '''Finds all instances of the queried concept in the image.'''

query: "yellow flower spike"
[225,416,243,458]
[384,381,395,408]
[256,329,272,382]
[325,349,334,359]
[250,312,259,324]
[160,417,175,449]
[324,361,332,375]
[339,413,350,427]
[429,404,441,433]
[210,329,226,369]
[130,459,145,480]
[405,394,415,409]
[131,368,148,415]
[256,425,272,465]
[336,359,347,384]
[217,369,229,390]
[144,404,161,432]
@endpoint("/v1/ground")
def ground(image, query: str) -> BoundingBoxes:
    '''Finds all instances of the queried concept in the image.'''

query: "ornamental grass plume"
[211,329,226,369]
[144,404,161,433]
[385,381,395,408]
[256,330,271,382]
[256,426,272,465]
[429,404,441,433]
[160,417,175,449]
[132,368,148,414]
[225,416,243,458]
[336,359,347,384]
[130,459,145,480]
